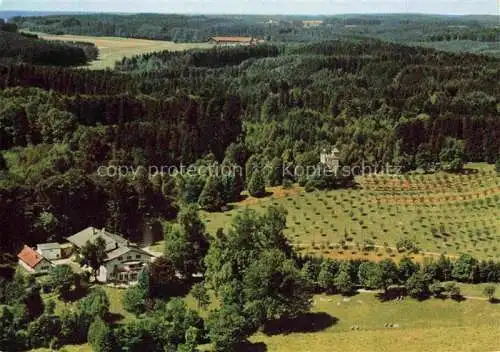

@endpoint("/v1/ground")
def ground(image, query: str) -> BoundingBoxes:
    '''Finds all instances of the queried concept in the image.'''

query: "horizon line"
[0,10,498,17]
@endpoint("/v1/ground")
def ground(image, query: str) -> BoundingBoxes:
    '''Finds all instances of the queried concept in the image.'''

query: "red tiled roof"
[210,36,255,43]
[17,245,44,268]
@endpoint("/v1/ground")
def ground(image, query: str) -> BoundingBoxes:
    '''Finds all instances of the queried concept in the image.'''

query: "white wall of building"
[97,249,151,283]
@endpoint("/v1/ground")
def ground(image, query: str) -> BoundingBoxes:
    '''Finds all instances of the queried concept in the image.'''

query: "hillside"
[11,13,500,56]
[0,39,498,254]
[196,163,499,262]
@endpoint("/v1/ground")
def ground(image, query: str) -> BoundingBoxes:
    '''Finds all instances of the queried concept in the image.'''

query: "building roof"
[303,20,323,25]
[104,246,153,262]
[209,36,255,43]
[37,243,61,250]
[66,227,130,252]
[18,245,46,268]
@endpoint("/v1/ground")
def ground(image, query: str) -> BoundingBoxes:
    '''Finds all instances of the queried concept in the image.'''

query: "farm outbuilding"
[36,242,62,260]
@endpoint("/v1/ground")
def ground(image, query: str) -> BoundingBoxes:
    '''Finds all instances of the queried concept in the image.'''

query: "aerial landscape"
[0,0,499,351]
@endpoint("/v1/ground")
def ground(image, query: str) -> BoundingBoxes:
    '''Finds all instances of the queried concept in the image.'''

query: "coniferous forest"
[0,13,499,352]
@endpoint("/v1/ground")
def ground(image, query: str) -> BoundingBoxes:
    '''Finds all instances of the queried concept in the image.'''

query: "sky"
[0,0,498,15]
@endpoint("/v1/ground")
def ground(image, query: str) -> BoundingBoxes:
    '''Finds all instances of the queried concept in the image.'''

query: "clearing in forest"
[30,32,213,69]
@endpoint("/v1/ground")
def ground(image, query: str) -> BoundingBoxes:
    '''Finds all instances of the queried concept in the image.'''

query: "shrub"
[483,284,496,302]
[283,178,293,189]
[248,170,266,197]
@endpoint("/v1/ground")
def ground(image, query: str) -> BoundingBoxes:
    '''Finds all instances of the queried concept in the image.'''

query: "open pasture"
[201,164,500,261]
[31,32,213,69]
[250,292,500,352]
[33,289,500,352]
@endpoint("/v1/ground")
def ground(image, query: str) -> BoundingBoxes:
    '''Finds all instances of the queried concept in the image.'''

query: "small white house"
[97,246,154,283]
[37,243,62,261]
[67,227,155,284]
[320,147,341,172]
[18,245,53,274]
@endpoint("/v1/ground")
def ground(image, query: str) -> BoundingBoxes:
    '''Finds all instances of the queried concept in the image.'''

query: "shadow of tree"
[451,294,466,302]
[62,285,90,303]
[234,194,249,203]
[488,298,500,304]
[376,286,407,302]
[252,191,274,199]
[339,290,360,298]
[262,312,338,336]
[237,341,268,352]
[105,311,125,325]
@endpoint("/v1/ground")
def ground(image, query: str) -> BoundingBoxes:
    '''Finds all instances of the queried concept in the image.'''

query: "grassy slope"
[35,286,500,352]
[196,163,499,262]
[251,292,500,352]
[24,32,213,69]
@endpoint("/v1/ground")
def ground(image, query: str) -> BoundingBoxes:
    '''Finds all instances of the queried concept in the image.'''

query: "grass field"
[34,285,500,352]
[250,292,500,352]
[195,163,499,262]
[457,282,500,298]
[29,32,213,69]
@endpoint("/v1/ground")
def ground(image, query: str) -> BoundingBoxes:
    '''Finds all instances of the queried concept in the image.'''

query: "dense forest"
[12,13,500,45]
[0,37,499,255]
[0,24,97,66]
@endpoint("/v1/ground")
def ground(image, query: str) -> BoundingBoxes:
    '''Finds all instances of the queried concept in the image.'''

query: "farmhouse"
[303,20,324,28]
[67,226,129,252]
[208,36,259,46]
[36,242,61,260]
[66,227,154,283]
[17,245,53,274]
[97,246,154,283]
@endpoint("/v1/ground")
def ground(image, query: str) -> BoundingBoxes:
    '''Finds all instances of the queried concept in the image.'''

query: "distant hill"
[0,11,84,20]
[11,13,499,46]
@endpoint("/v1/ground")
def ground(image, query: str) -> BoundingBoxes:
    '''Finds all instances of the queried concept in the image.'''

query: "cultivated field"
[31,32,213,69]
[199,163,499,262]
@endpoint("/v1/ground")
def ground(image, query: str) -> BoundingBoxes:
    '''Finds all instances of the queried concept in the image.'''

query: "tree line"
[12,14,499,46]
[0,28,96,67]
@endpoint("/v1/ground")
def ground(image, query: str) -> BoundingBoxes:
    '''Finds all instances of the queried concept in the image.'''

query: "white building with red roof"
[17,245,53,274]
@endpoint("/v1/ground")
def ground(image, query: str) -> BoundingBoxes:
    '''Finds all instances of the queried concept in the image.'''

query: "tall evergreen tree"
[199,176,225,212]
[248,169,266,198]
